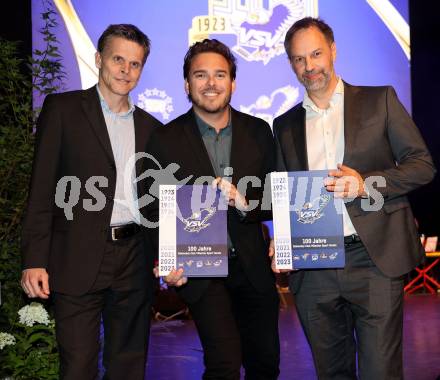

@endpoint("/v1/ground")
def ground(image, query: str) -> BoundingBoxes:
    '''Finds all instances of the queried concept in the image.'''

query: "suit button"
[110,163,116,171]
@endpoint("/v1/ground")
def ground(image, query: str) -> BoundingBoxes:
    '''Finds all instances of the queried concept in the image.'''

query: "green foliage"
[1,312,58,379]
[0,1,64,378]
[31,2,65,97]
[0,38,34,324]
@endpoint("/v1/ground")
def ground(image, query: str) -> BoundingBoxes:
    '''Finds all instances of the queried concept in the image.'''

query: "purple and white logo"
[210,0,318,64]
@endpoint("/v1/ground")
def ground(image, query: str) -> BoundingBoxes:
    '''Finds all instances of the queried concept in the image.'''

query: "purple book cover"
[175,185,228,277]
[272,171,345,270]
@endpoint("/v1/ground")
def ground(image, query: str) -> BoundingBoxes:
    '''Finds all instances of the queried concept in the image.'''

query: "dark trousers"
[53,233,152,380]
[188,257,280,380]
[295,241,404,380]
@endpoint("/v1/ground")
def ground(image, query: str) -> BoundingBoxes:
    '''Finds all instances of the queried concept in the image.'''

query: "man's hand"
[154,265,188,287]
[21,268,50,299]
[212,177,248,211]
[268,239,292,274]
[162,268,188,287]
[325,164,367,199]
[153,266,159,278]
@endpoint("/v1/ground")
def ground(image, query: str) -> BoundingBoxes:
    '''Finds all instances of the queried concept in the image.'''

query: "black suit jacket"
[273,82,435,291]
[22,86,162,295]
[146,108,276,304]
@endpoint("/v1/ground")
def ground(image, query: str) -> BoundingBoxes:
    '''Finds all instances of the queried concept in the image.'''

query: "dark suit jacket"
[22,86,162,296]
[146,108,276,304]
[273,82,435,291]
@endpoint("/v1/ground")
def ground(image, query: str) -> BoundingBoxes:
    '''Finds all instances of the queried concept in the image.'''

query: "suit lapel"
[290,106,308,170]
[81,87,115,164]
[230,108,250,183]
[343,82,361,165]
[133,108,146,179]
[182,109,216,177]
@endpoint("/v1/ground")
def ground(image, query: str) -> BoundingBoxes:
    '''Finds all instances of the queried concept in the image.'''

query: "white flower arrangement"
[0,302,58,377]
[0,332,16,350]
[18,302,51,327]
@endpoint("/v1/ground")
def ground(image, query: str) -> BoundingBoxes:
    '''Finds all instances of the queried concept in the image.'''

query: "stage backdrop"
[32,0,411,125]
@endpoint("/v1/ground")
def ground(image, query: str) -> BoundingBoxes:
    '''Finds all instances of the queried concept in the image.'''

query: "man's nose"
[207,75,215,85]
[120,62,130,74]
[304,57,314,72]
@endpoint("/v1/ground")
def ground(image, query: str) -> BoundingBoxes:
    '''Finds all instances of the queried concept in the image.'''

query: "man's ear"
[95,52,102,69]
[231,79,236,94]
[184,80,189,95]
[331,42,337,62]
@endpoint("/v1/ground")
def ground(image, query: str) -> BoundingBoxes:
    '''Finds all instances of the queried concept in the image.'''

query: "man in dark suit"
[20,24,162,379]
[272,17,435,379]
[147,39,279,379]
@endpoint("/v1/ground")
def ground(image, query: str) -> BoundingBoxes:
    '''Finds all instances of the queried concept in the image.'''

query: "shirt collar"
[96,84,135,117]
[303,77,344,114]
[194,107,232,136]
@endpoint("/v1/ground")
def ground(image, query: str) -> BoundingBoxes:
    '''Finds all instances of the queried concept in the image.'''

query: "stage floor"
[146,294,440,379]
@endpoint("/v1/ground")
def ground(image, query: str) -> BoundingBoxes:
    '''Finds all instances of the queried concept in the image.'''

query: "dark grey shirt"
[195,111,232,178]
[195,109,234,251]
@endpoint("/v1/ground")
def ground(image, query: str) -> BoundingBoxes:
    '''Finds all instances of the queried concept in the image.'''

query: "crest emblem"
[189,0,318,64]
[295,194,330,224]
[181,207,216,233]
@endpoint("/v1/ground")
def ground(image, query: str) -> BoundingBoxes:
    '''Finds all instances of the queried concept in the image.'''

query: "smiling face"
[185,52,236,117]
[95,36,145,102]
[288,26,337,94]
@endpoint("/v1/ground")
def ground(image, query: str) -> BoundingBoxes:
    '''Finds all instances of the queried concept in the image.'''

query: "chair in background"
[404,236,440,294]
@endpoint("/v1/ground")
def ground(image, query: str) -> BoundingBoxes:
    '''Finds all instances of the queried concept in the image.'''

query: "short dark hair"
[97,24,151,65]
[284,17,334,59]
[183,39,237,80]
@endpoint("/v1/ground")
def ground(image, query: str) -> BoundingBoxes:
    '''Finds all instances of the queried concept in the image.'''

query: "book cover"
[271,170,345,269]
[159,184,228,277]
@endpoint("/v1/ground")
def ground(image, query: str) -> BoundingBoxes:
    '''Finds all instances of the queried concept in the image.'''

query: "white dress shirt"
[303,78,357,236]
[96,86,140,226]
